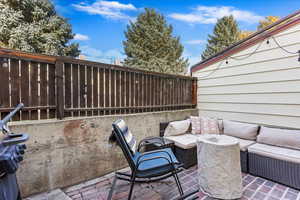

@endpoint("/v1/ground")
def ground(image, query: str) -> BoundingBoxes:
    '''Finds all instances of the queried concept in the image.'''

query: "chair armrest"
[137,137,165,152]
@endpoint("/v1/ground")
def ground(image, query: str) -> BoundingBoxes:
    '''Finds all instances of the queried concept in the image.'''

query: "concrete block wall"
[9,109,197,197]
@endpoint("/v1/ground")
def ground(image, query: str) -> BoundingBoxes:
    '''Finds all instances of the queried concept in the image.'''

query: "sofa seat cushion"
[248,143,300,164]
[236,138,256,151]
[165,134,198,149]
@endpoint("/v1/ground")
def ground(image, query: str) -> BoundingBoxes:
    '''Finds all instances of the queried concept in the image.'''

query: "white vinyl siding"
[193,23,300,129]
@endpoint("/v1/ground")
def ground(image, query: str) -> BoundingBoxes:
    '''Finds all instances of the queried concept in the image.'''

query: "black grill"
[0,104,29,200]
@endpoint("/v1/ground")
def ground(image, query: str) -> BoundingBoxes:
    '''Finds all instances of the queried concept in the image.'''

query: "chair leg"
[173,172,184,196]
[128,173,136,200]
[107,174,118,200]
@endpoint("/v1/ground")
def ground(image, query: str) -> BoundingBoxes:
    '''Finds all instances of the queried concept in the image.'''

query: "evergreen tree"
[201,15,240,60]
[0,0,80,57]
[123,8,188,74]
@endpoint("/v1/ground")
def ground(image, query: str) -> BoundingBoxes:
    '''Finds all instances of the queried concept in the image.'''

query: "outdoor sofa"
[160,117,300,190]
[160,119,257,171]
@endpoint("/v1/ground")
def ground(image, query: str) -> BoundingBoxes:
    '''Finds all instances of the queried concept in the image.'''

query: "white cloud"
[169,5,263,24]
[74,34,90,41]
[80,45,125,64]
[185,39,205,45]
[99,1,136,10]
[72,0,136,20]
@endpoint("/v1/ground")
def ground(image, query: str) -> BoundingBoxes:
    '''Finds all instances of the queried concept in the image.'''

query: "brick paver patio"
[64,166,300,200]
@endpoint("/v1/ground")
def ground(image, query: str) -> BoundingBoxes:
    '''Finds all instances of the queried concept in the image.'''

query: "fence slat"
[120,71,125,114]
[104,68,110,115]
[39,63,48,119]
[126,72,130,113]
[48,64,56,118]
[55,60,64,119]
[129,72,133,113]
[64,63,72,117]
[93,67,99,116]
[20,60,30,120]
[79,65,86,116]
[143,74,147,112]
[110,69,115,115]
[29,61,39,120]
[86,66,92,116]
[139,74,143,112]
[116,70,121,114]
[0,59,10,117]
[10,59,21,120]
[133,73,138,113]
[99,68,104,115]
[72,64,79,117]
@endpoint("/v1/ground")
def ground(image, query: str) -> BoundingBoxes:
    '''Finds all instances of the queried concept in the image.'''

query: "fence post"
[55,59,64,119]
[192,78,198,107]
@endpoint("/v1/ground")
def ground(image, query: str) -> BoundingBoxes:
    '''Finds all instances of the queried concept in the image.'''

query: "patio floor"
[63,166,300,200]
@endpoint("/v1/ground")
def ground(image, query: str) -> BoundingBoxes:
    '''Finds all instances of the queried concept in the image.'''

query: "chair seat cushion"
[248,143,300,164]
[165,134,198,149]
[134,148,179,171]
[236,138,256,151]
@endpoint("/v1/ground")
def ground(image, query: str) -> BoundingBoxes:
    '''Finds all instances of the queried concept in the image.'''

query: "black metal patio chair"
[107,119,198,200]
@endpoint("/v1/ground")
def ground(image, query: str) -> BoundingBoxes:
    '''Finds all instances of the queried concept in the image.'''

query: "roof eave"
[191,9,300,73]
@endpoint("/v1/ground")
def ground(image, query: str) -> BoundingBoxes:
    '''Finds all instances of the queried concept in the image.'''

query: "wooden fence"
[0,48,197,121]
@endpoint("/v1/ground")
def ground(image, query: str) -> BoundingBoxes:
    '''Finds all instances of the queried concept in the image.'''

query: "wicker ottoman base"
[249,152,300,190]
[174,146,197,169]
[240,151,248,173]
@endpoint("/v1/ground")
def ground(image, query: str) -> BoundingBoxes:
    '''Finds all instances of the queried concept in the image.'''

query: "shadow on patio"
[61,166,300,200]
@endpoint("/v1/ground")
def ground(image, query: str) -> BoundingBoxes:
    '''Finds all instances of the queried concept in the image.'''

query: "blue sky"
[53,0,300,66]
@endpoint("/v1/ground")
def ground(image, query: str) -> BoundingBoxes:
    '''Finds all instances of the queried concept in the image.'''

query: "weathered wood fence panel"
[0,48,197,121]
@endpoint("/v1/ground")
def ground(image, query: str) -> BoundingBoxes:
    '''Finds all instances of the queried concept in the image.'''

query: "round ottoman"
[197,134,242,199]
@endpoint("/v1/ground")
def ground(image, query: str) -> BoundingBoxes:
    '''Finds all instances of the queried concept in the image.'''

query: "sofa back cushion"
[257,126,300,150]
[164,119,191,137]
[223,120,259,140]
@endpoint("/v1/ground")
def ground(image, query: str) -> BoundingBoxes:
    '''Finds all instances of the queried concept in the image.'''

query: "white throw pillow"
[164,119,191,137]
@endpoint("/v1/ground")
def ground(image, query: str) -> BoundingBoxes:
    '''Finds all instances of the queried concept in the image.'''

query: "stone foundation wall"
[10,109,197,197]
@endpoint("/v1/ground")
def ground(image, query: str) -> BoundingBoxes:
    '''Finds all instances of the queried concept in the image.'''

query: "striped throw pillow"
[116,120,137,153]
[200,117,220,134]
[190,116,201,134]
